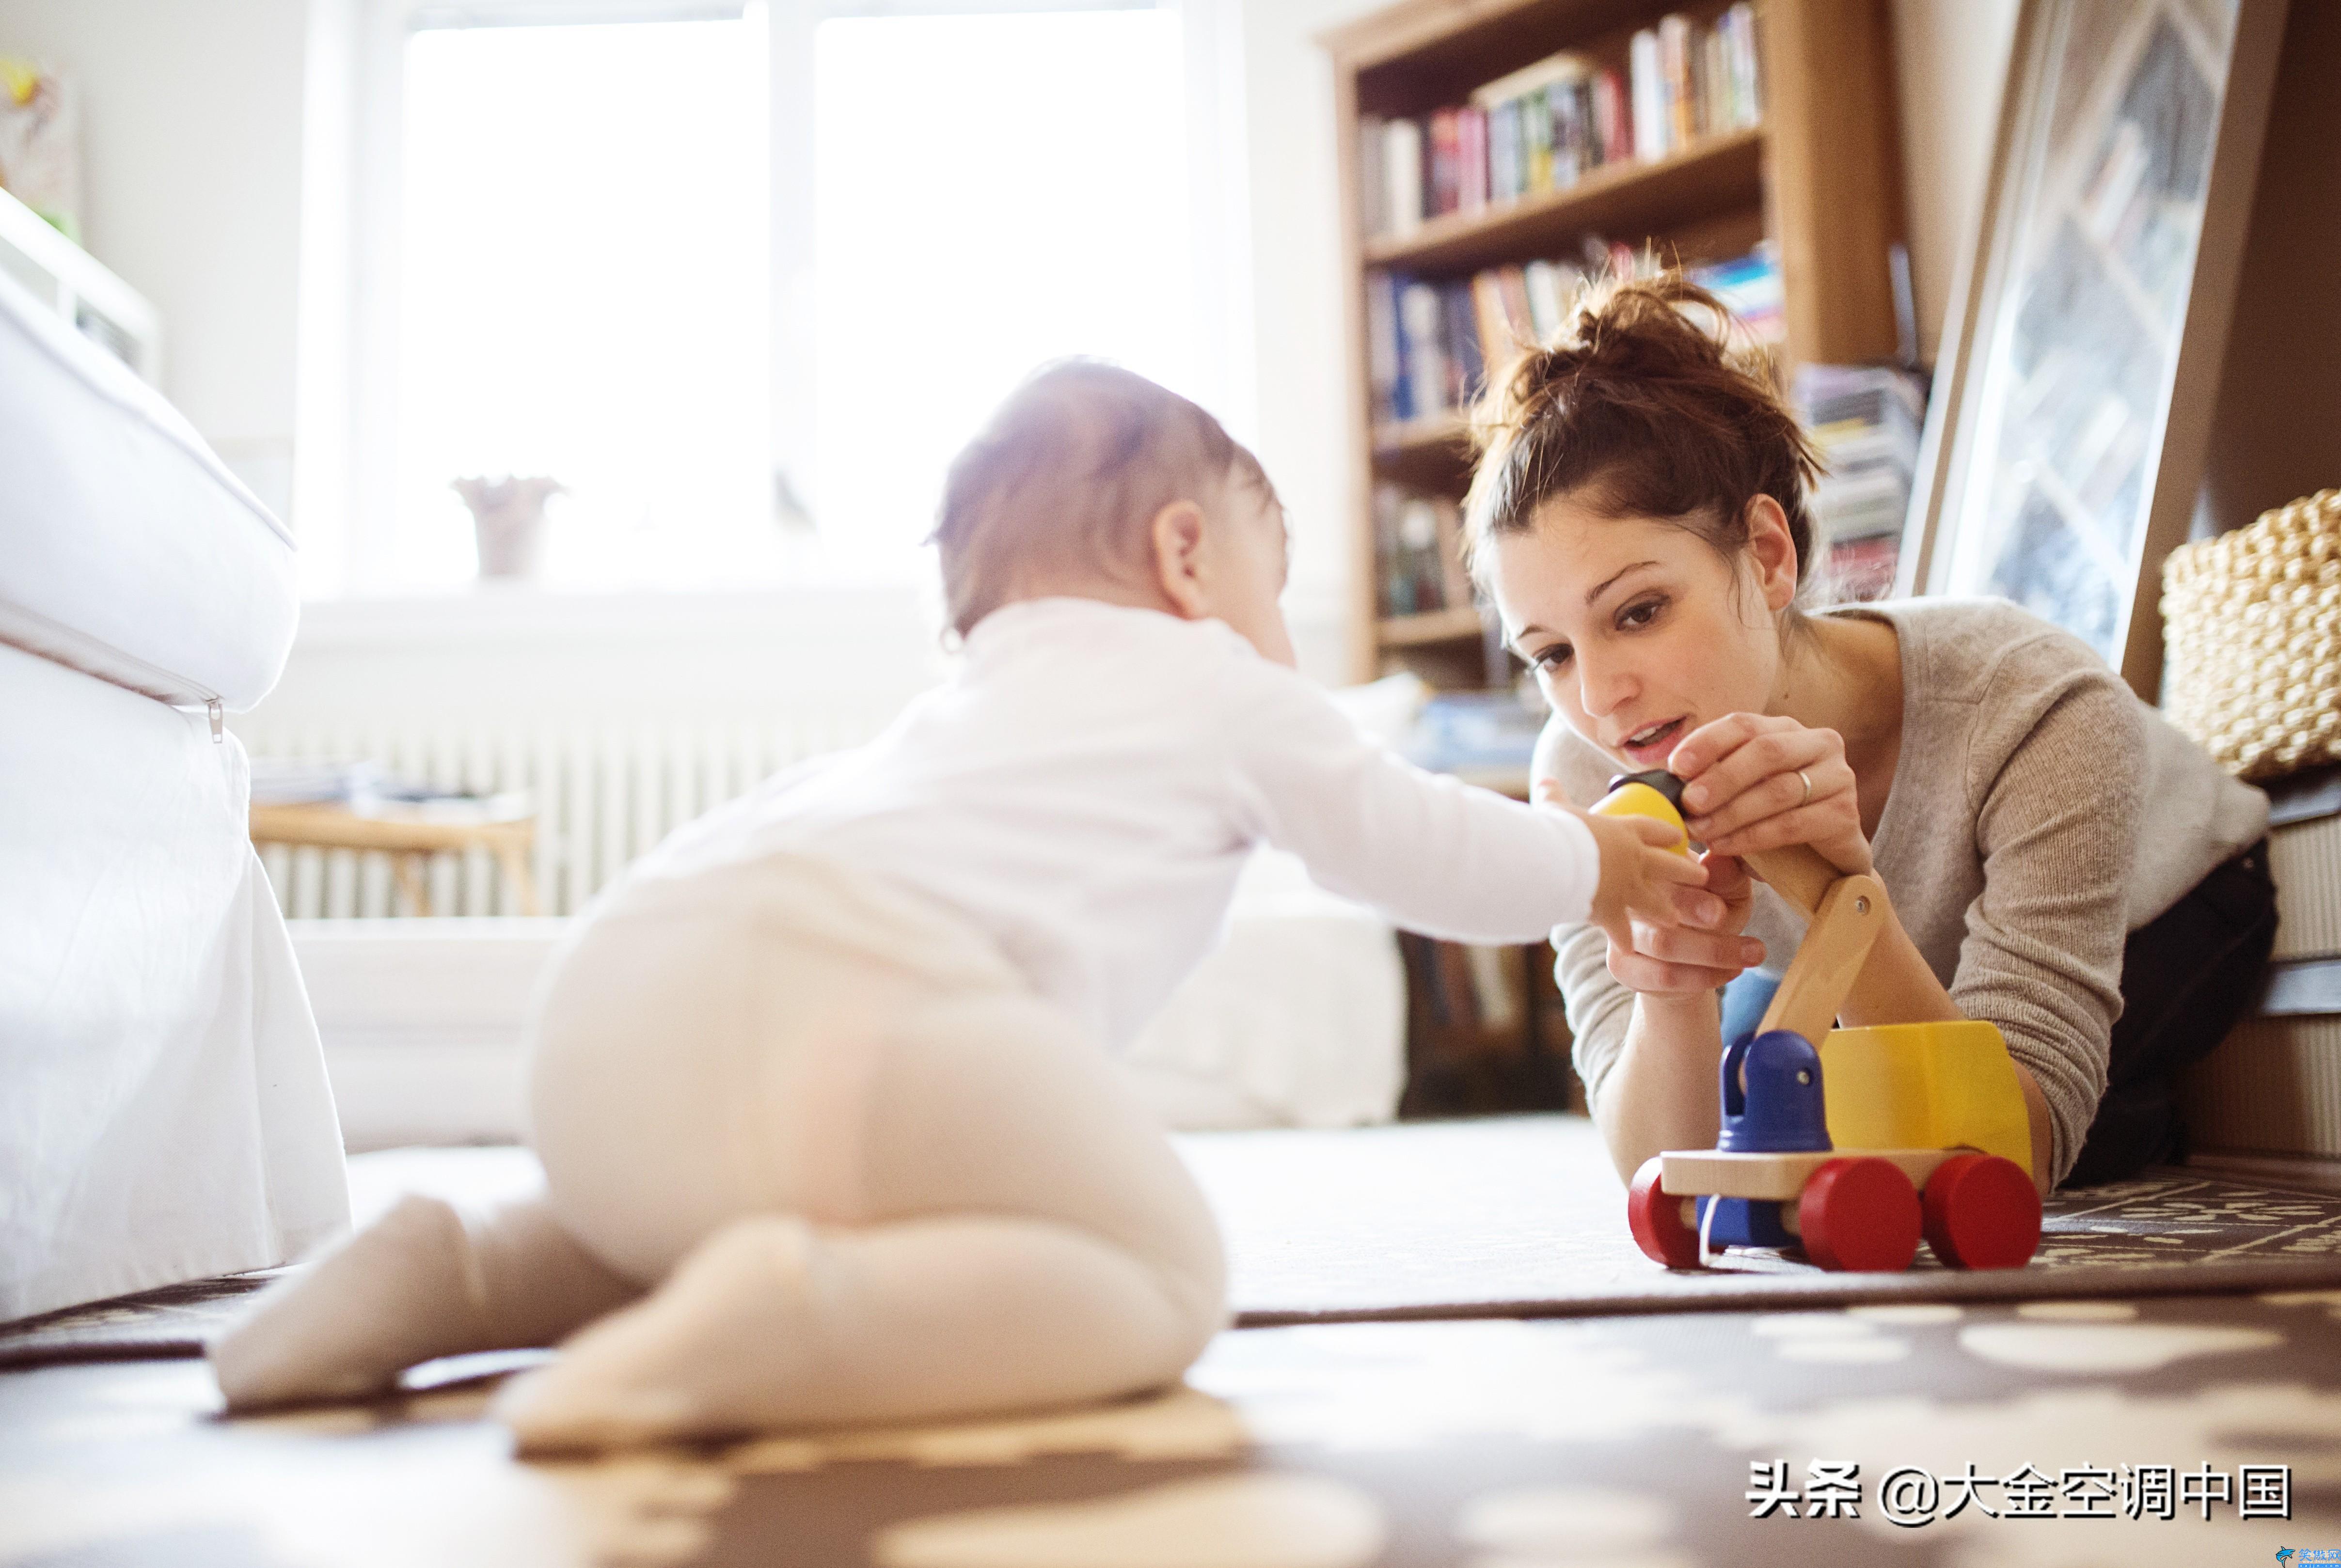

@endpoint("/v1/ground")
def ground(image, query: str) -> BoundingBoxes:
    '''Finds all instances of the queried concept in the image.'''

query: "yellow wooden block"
[1819,1021,2033,1178]
[1588,781,1692,858]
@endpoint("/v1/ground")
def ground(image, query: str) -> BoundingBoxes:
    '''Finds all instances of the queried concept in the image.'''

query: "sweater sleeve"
[1218,656,1601,942]
[1953,643,2142,1186]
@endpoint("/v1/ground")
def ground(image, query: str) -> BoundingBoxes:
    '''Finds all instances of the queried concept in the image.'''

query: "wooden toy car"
[1593,770,2042,1273]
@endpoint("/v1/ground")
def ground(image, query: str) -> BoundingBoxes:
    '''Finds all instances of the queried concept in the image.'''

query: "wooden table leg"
[494,845,542,916]
[392,854,432,917]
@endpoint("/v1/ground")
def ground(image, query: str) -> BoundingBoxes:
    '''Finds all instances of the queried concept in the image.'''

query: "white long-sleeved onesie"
[213,598,1605,1446]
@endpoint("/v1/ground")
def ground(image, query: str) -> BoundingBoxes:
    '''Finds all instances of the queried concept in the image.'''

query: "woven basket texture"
[2163,487,2341,781]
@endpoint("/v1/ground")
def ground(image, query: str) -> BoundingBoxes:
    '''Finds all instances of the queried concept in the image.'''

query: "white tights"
[211,856,1227,1449]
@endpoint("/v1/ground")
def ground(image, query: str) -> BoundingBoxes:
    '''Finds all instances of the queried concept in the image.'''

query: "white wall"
[1889,0,2020,365]
[1231,0,1382,684]
[0,0,310,520]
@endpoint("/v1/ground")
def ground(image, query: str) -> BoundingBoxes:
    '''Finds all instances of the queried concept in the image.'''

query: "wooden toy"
[1592,770,2041,1273]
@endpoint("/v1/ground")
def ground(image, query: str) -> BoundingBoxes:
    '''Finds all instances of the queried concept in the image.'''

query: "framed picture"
[1897,0,2289,698]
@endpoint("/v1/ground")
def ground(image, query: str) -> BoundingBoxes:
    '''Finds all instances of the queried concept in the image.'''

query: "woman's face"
[1486,493,1794,772]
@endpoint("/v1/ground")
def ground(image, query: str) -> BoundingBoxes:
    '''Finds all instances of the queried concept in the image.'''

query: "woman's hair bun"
[1463,267,1820,596]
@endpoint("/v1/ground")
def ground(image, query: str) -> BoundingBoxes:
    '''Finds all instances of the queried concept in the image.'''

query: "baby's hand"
[1575,808,1716,946]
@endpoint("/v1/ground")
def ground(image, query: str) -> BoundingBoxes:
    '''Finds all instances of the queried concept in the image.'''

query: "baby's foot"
[211,1193,484,1409]
[495,1214,816,1452]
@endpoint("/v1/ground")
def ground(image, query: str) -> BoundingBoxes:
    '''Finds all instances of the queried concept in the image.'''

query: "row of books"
[1367,245,1783,427]
[1374,484,1470,618]
[1360,5,1762,241]
[1794,362,1928,605]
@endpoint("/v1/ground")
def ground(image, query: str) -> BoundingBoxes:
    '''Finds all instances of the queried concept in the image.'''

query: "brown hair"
[1463,272,1822,606]
[930,361,1270,638]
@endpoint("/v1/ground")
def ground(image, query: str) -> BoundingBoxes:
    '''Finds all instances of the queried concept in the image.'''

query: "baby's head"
[932,362,1294,665]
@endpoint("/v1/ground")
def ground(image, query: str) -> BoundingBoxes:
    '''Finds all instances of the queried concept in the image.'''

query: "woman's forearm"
[1594,992,1726,1183]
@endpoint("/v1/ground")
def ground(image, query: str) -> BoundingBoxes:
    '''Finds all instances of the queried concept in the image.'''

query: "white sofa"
[297,843,1407,1151]
[0,268,345,1319]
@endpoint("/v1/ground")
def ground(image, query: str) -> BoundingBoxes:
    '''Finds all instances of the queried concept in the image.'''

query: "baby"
[212,362,1702,1449]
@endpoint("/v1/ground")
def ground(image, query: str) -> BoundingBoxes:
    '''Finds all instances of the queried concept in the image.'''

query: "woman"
[1470,274,2273,1193]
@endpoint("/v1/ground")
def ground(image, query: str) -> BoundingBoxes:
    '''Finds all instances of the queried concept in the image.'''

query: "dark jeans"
[2063,839,2278,1187]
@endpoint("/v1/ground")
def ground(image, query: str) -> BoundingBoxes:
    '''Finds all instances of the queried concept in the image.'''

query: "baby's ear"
[1148,500,1212,617]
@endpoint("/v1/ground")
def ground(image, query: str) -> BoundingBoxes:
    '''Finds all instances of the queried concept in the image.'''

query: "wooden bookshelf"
[1364,125,1764,275]
[1323,0,1908,685]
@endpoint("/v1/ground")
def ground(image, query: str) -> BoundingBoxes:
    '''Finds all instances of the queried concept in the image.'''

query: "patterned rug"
[1191,1116,2341,1322]
[14,1119,2341,1367]
[4,1289,2334,1565]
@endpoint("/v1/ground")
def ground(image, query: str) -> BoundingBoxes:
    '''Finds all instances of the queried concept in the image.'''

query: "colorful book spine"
[1365,269,1403,424]
[1427,109,1458,218]
[1629,28,1666,161]
[1486,98,1521,204]
[1550,75,1588,188]
[1383,118,1424,236]
[1659,14,1694,153]
[1456,106,1489,215]
[1398,280,1447,419]
[1594,66,1630,164]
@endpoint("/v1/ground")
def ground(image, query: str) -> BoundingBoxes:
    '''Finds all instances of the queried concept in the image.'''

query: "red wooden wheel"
[1797,1157,1921,1272]
[1628,1157,1704,1268]
[1922,1153,2041,1270]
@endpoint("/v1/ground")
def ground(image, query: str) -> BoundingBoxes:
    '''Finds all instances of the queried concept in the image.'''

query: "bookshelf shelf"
[1363,125,1764,275]
[1372,410,1472,458]
[1378,605,1489,645]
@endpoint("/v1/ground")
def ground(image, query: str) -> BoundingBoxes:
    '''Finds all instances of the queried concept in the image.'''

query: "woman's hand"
[1668,712,1873,878]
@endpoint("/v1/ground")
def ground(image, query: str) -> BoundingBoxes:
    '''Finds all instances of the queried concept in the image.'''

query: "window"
[810,6,1201,570]
[389,13,770,591]
[336,0,1234,596]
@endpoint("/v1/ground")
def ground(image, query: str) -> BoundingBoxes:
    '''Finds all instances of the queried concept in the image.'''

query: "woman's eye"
[1533,644,1572,672]
[1618,596,1666,630]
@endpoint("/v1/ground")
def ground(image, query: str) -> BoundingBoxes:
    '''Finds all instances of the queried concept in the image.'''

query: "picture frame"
[1896,0,2290,699]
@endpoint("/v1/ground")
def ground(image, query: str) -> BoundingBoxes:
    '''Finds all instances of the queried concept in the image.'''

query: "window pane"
[812,10,1197,572]
[396,17,770,590]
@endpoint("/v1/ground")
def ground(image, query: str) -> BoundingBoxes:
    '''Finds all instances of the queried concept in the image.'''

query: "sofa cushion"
[0,267,296,712]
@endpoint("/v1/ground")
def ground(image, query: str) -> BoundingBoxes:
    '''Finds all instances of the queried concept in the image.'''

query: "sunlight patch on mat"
[0,1362,734,1568]
[1958,1321,2279,1372]
[870,1474,1386,1568]
[1187,1322,1730,1453]
[728,1386,1249,1473]
[1453,1484,1692,1567]
[1846,1303,1962,1325]
[2012,1301,2136,1321]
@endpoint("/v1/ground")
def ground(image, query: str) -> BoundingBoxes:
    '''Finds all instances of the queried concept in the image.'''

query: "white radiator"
[238,717,877,918]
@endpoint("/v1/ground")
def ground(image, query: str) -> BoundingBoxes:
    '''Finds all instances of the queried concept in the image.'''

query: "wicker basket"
[2162,487,2341,781]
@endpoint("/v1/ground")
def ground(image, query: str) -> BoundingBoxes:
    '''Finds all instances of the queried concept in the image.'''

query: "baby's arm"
[1218,659,1702,943]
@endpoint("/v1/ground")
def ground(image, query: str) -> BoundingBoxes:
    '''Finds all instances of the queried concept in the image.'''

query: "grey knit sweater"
[1544,597,2269,1185]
